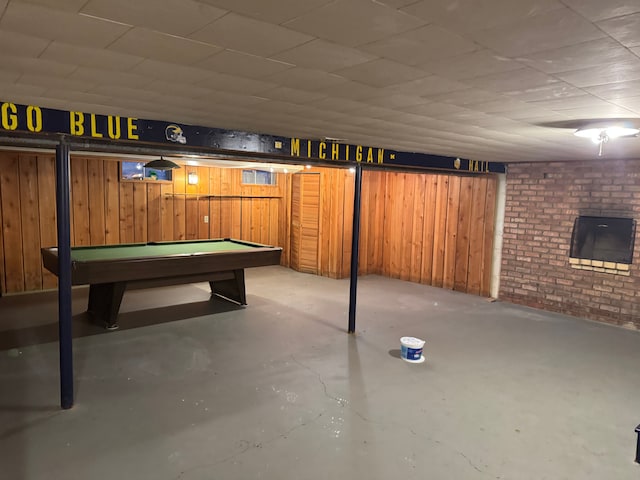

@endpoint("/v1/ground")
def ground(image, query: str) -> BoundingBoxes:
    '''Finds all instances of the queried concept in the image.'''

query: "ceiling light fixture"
[574,126,639,156]
[143,156,181,170]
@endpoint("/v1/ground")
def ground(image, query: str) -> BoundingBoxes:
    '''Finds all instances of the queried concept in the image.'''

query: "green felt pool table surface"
[69,239,259,262]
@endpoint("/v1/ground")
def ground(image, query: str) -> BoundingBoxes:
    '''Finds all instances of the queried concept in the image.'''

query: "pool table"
[41,239,282,330]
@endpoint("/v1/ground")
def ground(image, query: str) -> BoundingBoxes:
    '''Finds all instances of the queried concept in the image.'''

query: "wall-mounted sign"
[0,100,506,174]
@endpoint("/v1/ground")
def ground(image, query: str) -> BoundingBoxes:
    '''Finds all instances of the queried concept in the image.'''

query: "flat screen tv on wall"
[570,216,635,264]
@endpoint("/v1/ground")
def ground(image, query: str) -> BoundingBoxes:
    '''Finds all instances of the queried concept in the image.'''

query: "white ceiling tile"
[597,13,640,48]
[0,30,49,57]
[0,53,77,77]
[528,95,614,111]
[465,68,558,95]
[555,60,640,88]
[41,41,144,71]
[608,95,640,111]
[360,24,478,66]
[421,49,523,80]
[0,2,130,47]
[190,12,313,57]
[11,0,88,11]
[401,102,470,117]
[195,72,276,95]
[390,75,469,97]
[504,82,586,102]
[561,0,640,22]
[80,0,227,37]
[334,59,428,87]
[425,89,505,106]
[144,80,212,99]
[400,0,564,32]
[259,86,328,104]
[363,94,431,109]
[309,80,387,101]
[469,7,606,57]
[197,0,332,23]
[197,50,294,79]
[271,39,377,72]
[67,67,151,89]
[130,60,215,84]
[19,73,93,92]
[108,28,223,65]
[548,105,639,118]
[283,0,426,47]
[584,80,640,100]
[518,38,638,74]
[263,67,347,91]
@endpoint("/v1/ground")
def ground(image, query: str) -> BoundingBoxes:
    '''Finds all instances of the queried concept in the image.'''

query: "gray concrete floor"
[1,266,640,479]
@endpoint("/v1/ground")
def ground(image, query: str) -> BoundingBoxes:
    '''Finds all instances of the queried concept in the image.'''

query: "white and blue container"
[400,337,425,363]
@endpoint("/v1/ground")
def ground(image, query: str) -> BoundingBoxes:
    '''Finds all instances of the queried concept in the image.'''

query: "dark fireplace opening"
[570,216,635,264]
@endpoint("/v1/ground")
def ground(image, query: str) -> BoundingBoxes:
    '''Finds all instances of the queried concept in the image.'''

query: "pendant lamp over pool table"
[144,157,180,170]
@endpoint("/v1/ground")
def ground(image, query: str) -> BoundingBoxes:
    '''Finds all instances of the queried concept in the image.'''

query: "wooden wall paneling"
[209,167,221,238]
[71,157,90,246]
[209,197,221,238]
[431,175,449,287]
[420,175,438,284]
[37,155,58,289]
[104,160,120,244]
[317,171,330,276]
[381,172,394,277]
[290,174,301,271]
[342,169,354,277]
[466,179,487,295]
[453,176,473,291]
[160,183,174,241]
[198,166,211,240]
[410,174,426,283]
[443,175,461,289]
[330,169,345,277]
[185,196,199,240]
[87,158,106,245]
[358,170,371,275]
[388,172,405,279]
[119,182,135,243]
[231,198,242,239]
[173,166,186,195]
[219,198,232,238]
[147,183,162,242]
[197,197,210,239]
[370,171,386,274]
[173,194,186,241]
[280,173,292,266]
[300,173,320,274]
[0,153,24,292]
[269,198,279,246]
[0,156,4,294]
[19,154,42,291]
[253,196,264,243]
[133,183,148,242]
[481,177,497,296]
[241,198,252,241]
[399,173,415,281]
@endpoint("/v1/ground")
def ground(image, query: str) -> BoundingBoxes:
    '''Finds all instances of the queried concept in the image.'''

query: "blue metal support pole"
[348,164,363,333]
[56,141,74,409]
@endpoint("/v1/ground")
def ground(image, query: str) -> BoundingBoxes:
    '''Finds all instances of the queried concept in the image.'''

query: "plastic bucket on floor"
[400,336,425,363]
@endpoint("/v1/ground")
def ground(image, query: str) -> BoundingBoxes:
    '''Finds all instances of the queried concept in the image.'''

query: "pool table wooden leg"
[209,269,246,305]
[87,282,127,330]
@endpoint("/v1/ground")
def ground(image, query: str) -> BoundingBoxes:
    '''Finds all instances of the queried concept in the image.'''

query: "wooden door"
[290,173,320,274]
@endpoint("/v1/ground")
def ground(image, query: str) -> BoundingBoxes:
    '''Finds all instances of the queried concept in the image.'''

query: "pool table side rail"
[41,246,282,285]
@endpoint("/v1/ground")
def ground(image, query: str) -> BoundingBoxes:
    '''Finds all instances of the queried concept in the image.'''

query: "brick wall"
[499,160,640,329]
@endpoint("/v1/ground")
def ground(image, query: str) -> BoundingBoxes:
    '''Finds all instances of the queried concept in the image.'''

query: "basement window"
[242,169,276,185]
[569,216,635,272]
